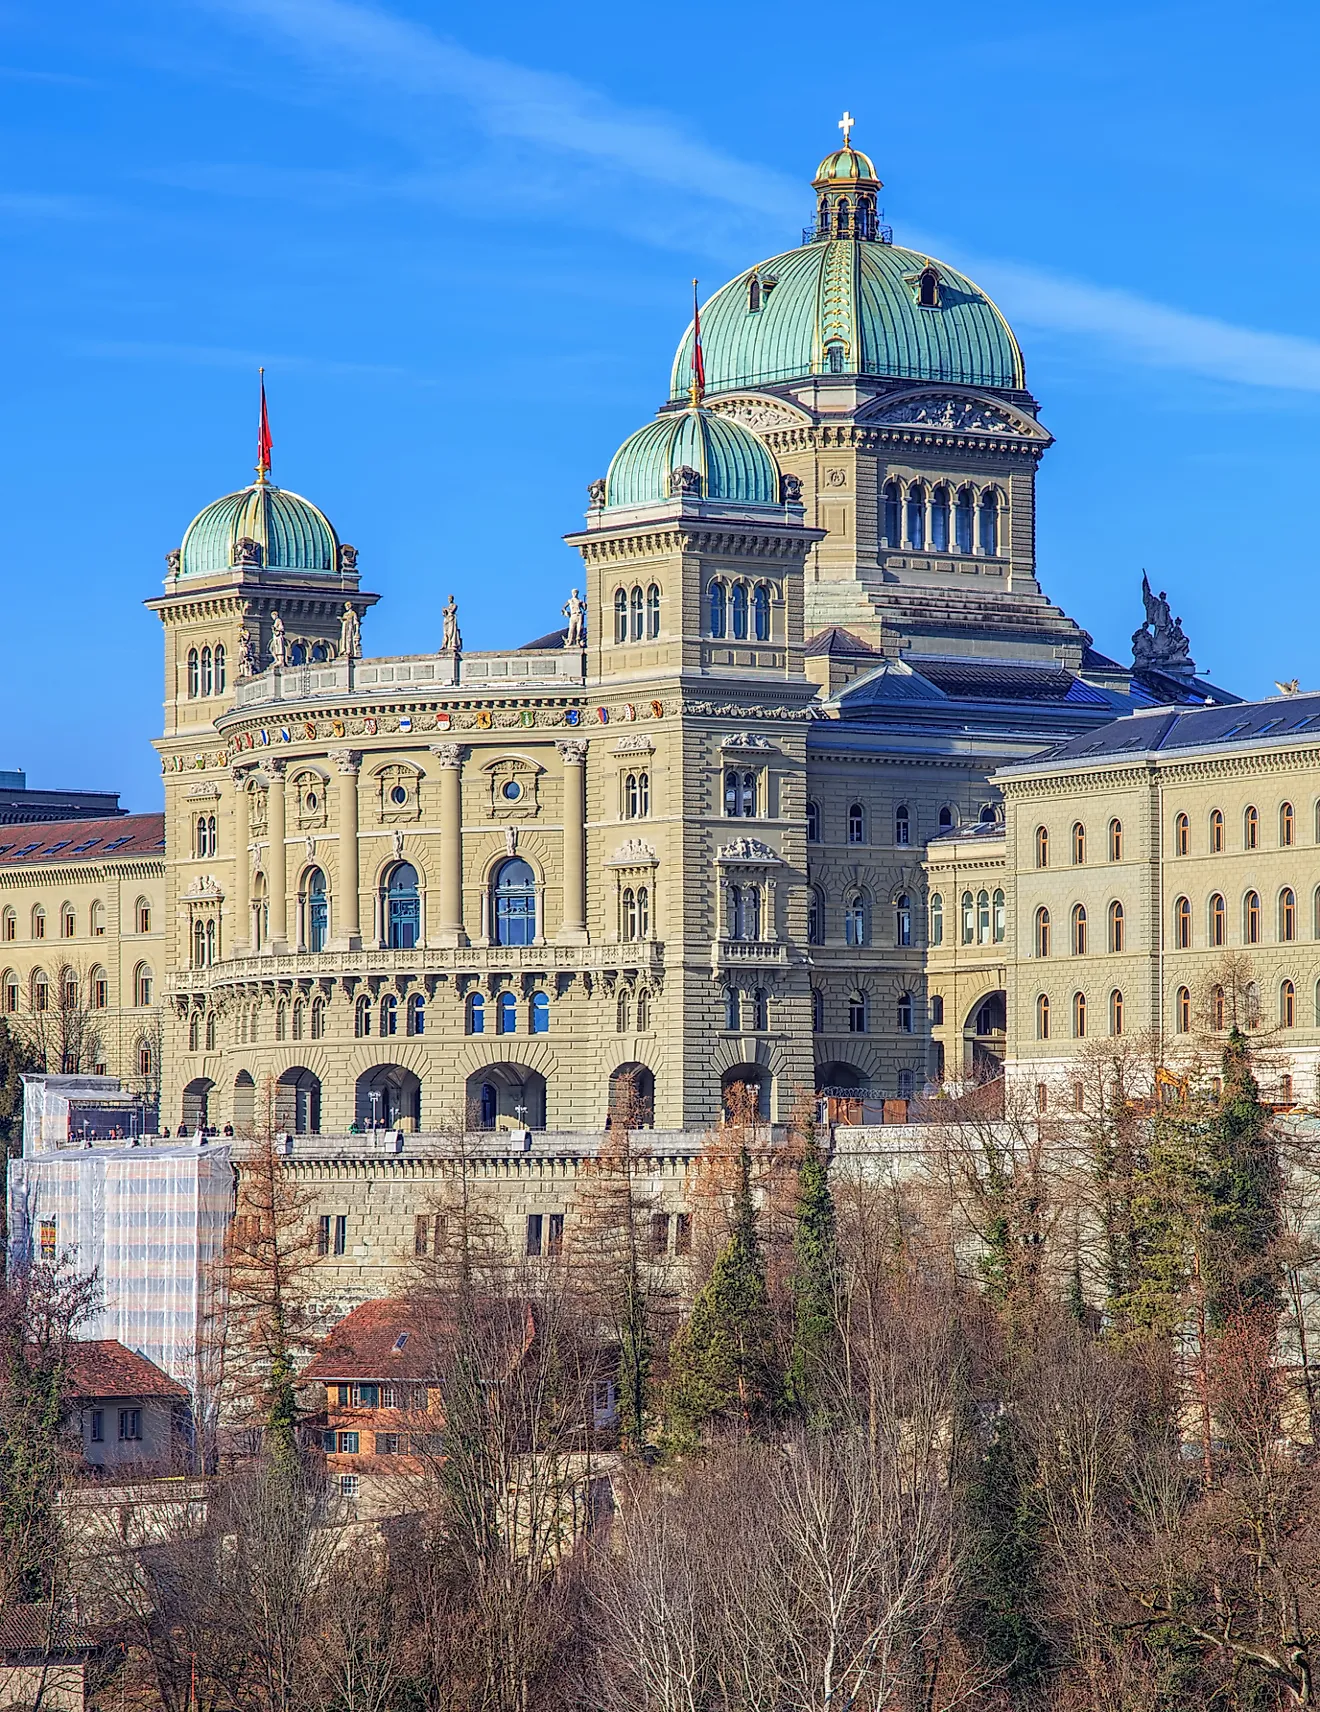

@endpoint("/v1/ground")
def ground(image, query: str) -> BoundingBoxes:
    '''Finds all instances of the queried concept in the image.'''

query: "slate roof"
[0,812,164,866]
[66,1340,187,1400]
[804,626,879,657]
[1004,693,1320,771]
[0,1606,91,1655]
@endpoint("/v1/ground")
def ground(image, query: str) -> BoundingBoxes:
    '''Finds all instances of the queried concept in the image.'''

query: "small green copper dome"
[669,240,1024,398]
[814,144,880,183]
[179,480,339,577]
[605,406,781,508]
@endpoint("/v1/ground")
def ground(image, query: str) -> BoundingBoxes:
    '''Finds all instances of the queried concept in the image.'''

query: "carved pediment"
[716,837,782,865]
[607,838,658,868]
[183,874,225,902]
[865,394,1040,437]
[720,731,775,751]
[707,395,810,433]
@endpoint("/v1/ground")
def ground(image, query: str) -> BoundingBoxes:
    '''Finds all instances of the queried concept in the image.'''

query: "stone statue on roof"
[441,594,462,654]
[339,602,361,660]
[562,589,586,648]
[1132,573,1194,678]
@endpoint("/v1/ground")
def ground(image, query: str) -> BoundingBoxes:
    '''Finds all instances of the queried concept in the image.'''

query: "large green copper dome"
[669,133,1025,399]
[605,406,781,508]
[179,480,339,577]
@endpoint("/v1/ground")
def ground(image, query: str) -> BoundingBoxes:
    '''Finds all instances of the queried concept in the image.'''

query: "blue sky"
[6,0,1320,808]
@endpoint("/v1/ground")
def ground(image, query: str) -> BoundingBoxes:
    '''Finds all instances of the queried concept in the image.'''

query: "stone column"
[332,750,362,949]
[230,768,251,954]
[265,759,288,951]
[431,743,466,946]
[556,739,588,944]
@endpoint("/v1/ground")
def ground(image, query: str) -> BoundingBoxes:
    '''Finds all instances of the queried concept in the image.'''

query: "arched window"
[1108,900,1125,952]
[2,973,16,1014]
[961,891,975,945]
[1246,981,1261,1029]
[1,910,13,943]
[905,484,926,551]
[1176,986,1191,1033]
[646,584,661,638]
[807,888,824,945]
[731,581,749,639]
[188,1012,200,1052]
[186,648,200,697]
[290,998,304,1041]
[844,891,867,946]
[136,898,151,933]
[1036,993,1050,1039]
[1073,992,1087,1038]
[214,643,226,694]
[848,803,865,844]
[496,992,517,1035]
[1071,903,1087,956]
[492,858,536,946]
[752,583,770,641]
[60,905,74,939]
[1174,896,1191,949]
[1109,989,1124,1036]
[896,893,912,946]
[1210,809,1224,853]
[917,264,941,308]
[930,485,951,552]
[1244,805,1259,850]
[306,868,327,952]
[466,992,484,1035]
[955,487,975,555]
[1108,819,1123,861]
[617,991,630,1033]
[1280,887,1296,942]
[993,888,1006,943]
[897,992,913,1033]
[848,990,868,1033]
[31,907,44,941]
[1035,825,1049,868]
[753,988,769,1031]
[621,887,638,942]
[1210,893,1226,946]
[883,480,902,548]
[806,800,821,842]
[978,489,999,555]
[630,585,644,641]
[614,588,628,643]
[407,993,425,1036]
[724,988,740,1032]
[929,893,944,946]
[311,997,325,1040]
[1174,812,1189,856]
[1244,890,1261,944]
[730,883,761,941]
[137,1038,154,1081]
[200,646,213,697]
[938,805,954,830]
[1212,984,1226,1030]
[977,889,991,944]
[637,884,650,939]
[530,991,550,1034]
[931,994,944,1025]
[384,862,420,949]
[89,967,107,1010]
[355,995,372,1038]
[274,1000,288,1042]
[1281,979,1296,1028]
[1280,802,1295,847]
[1072,822,1086,864]
[748,275,761,312]
[1035,906,1051,958]
[894,805,910,846]
[133,962,152,1006]
[811,988,824,1033]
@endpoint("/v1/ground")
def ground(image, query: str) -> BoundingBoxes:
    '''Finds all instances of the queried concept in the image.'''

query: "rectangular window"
[650,1212,671,1257]
[376,1432,400,1455]
[675,1212,692,1256]
[547,1212,564,1258]
[317,1216,331,1257]
[336,1430,359,1454]
[333,1214,347,1256]
[525,1213,543,1257]
[353,1384,379,1409]
[119,1409,142,1442]
[414,1213,429,1256]
[89,1410,103,1443]
[432,1213,446,1256]
[336,1384,350,1406]
[339,1473,359,1497]
[38,1218,57,1259]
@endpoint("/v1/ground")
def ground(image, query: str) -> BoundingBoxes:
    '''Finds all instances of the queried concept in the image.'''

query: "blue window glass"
[467,993,484,1035]
[530,991,549,1034]
[753,584,770,641]
[306,868,327,952]
[497,992,517,1034]
[493,858,536,946]
[709,582,726,637]
[380,994,397,1036]
[731,583,748,639]
[883,481,901,548]
[905,486,925,550]
[930,486,950,551]
[955,488,974,554]
[385,863,419,949]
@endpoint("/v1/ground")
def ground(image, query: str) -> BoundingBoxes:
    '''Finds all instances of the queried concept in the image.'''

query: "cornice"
[0,858,165,887]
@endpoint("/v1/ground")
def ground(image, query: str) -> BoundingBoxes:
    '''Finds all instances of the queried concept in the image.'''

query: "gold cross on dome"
[838,111,855,146]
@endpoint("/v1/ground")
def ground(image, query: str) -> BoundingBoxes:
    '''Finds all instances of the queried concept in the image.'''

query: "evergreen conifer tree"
[786,1127,842,1419]
[1204,1028,1282,1329]
[666,1145,780,1441]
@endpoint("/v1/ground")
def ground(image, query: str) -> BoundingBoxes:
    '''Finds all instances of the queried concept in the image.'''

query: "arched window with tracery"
[531,991,550,1034]
[724,987,740,1031]
[186,648,199,697]
[384,862,420,949]
[466,992,484,1035]
[895,805,910,846]
[492,858,536,947]
[897,992,913,1033]
[407,993,425,1036]
[630,585,644,641]
[496,992,517,1035]
[977,889,991,944]
[807,888,824,945]
[200,646,213,696]
[214,643,225,693]
[1212,984,1226,1029]
[356,995,372,1038]
[806,800,820,842]
[646,583,660,638]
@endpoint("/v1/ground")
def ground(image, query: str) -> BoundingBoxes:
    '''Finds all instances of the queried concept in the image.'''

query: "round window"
[501,779,523,801]
[305,792,318,812]
[390,785,409,806]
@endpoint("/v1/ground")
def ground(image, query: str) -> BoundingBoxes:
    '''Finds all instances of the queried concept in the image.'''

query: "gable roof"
[66,1339,188,1399]
[301,1298,452,1383]
[0,813,164,866]
[1002,692,1320,771]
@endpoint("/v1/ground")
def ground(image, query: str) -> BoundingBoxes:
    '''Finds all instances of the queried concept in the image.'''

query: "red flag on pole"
[257,368,272,480]
[690,279,705,404]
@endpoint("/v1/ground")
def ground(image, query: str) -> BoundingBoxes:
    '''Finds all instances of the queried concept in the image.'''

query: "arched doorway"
[276,1067,321,1135]
[304,868,328,952]
[721,1064,768,1121]
[964,991,1007,1079]
[356,1064,422,1131]
[233,1071,255,1132]
[814,1060,868,1125]
[465,1063,546,1131]
[182,1077,214,1132]
[383,863,420,950]
[609,1063,654,1129]
[491,858,537,946]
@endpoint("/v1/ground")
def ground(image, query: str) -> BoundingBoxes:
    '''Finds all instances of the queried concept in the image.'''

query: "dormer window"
[748,275,761,312]
[916,265,942,309]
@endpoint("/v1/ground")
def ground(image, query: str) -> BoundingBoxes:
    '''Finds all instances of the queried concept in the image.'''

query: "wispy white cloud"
[75,337,416,380]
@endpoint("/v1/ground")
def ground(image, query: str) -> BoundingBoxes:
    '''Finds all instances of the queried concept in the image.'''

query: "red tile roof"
[65,1340,188,1400]
[0,813,164,866]
[301,1298,452,1384]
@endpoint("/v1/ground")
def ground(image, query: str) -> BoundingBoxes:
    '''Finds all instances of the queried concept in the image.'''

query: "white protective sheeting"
[6,1144,234,1391]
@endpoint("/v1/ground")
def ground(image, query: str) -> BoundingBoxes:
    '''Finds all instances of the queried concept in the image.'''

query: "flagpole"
[256,367,272,484]
[689,279,705,408]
